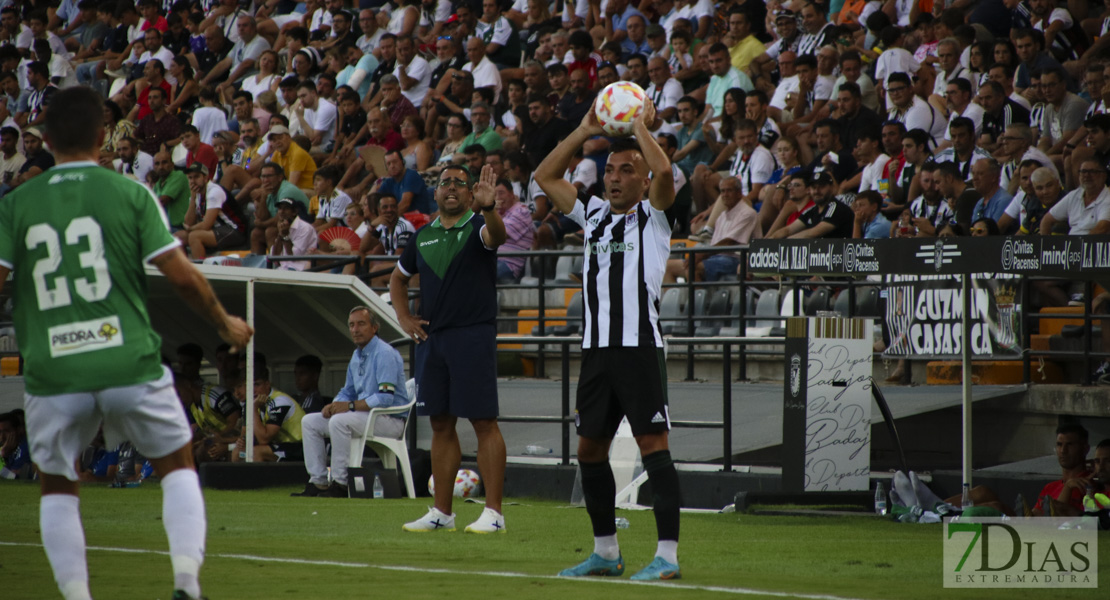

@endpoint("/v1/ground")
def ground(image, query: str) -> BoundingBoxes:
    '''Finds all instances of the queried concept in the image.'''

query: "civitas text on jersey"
[588,241,636,254]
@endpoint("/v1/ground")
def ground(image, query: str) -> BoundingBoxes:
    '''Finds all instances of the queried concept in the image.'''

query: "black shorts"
[576,346,670,440]
[269,441,303,462]
[415,323,499,419]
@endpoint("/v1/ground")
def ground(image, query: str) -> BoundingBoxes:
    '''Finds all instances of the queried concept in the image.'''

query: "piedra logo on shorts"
[47,316,124,358]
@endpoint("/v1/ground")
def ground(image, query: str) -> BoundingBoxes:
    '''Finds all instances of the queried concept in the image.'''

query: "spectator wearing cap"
[268,124,317,192]
[182,125,219,181]
[13,127,53,187]
[178,162,247,259]
[271,195,319,271]
[253,161,311,253]
[769,171,855,239]
[644,23,668,62]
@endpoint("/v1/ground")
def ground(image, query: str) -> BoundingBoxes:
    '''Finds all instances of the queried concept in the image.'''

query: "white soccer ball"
[594,82,648,136]
[427,468,482,498]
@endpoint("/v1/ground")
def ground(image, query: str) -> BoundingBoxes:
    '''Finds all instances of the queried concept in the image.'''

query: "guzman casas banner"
[882,274,1022,358]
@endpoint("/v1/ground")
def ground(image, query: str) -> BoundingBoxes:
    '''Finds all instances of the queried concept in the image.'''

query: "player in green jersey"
[0,87,253,600]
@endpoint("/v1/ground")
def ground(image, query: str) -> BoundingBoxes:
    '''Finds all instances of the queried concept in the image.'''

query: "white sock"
[655,540,678,565]
[593,534,620,561]
[161,469,206,599]
[40,494,91,600]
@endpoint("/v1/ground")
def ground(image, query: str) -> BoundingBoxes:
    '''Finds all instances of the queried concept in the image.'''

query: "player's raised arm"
[535,101,605,215]
[633,98,675,212]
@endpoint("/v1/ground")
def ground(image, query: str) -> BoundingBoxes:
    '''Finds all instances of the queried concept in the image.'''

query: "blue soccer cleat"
[557,553,625,577]
[630,556,681,581]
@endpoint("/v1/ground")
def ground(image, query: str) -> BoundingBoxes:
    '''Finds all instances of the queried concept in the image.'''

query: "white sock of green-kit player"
[162,469,207,598]
[40,494,92,600]
[594,534,620,561]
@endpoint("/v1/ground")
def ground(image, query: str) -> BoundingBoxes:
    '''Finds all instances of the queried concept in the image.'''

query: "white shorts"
[25,366,192,481]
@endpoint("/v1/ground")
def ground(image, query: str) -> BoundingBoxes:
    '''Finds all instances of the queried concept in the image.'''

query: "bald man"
[151,151,192,231]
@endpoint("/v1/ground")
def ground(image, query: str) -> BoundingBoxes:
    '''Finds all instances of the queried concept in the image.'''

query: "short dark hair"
[1086,113,1110,132]
[26,60,48,79]
[856,190,883,207]
[609,137,644,157]
[297,80,318,93]
[295,355,323,372]
[1096,438,1110,451]
[947,77,972,94]
[904,128,932,148]
[676,95,701,112]
[44,87,104,154]
[177,343,204,361]
[261,161,285,177]
[815,118,841,137]
[1056,423,1092,441]
[708,42,729,56]
[887,72,911,87]
[837,81,861,98]
[233,89,254,104]
[568,29,592,50]
[463,143,487,157]
[949,116,974,136]
[857,127,882,143]
[315,165,341,185]
[794,54,817,70]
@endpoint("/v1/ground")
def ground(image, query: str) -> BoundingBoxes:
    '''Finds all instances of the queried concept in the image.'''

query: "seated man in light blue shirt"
[295,306,409,498]
[853,191,892,239]
[969,157,1012,223]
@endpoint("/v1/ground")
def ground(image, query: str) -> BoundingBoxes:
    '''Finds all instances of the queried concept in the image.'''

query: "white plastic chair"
[349,378,418,498]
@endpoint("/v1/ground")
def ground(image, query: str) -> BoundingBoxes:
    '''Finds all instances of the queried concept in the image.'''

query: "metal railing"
[264,244,1107,387]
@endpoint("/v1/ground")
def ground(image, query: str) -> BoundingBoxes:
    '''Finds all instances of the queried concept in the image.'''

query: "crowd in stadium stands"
[5,4,1110,377]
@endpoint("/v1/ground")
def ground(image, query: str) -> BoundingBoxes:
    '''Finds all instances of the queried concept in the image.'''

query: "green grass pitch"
[0,482,1106,599]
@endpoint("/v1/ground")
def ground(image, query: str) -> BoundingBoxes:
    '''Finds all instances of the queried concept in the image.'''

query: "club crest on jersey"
[47,315,124,358]
[624,212,637,228]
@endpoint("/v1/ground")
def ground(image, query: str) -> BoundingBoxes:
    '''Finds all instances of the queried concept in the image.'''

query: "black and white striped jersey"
[567,196,671,349]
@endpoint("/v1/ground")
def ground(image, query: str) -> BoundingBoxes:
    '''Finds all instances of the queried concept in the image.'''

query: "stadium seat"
[720,289,756,337]
[695,289,730,336]
[350,379,419,499]
[552,254,577,283]
[855,287,881,317]
[658,287,685,334]
[553,291,584,335]
[747,288,781,336]
[667,289,706,336]
[805,287,831,315]
[832,289,852,317]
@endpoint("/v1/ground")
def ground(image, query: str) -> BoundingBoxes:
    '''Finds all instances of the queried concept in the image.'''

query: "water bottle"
[1014,492,1026,517]
[874,481,888,516]
[961,483,972,510]
[614,517,630,529]
[524,445,552,455]
[372,474,384,499]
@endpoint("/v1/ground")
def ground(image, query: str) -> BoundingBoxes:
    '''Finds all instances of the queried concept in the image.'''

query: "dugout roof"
[144,264,405,371]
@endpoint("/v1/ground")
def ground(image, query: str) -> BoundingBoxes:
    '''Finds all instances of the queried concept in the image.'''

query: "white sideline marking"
[0,541,877,600]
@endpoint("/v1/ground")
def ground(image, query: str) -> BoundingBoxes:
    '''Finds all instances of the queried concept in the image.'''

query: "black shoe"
[323,481,348,498]
[172,591,208,600]
[291,482,326,497]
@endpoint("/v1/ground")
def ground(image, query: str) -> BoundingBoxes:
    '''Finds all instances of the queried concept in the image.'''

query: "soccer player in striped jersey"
[536,98,683,581]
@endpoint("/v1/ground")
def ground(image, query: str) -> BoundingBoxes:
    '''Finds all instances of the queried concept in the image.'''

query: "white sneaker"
[402,507,456,532]
[465,507,506,534]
